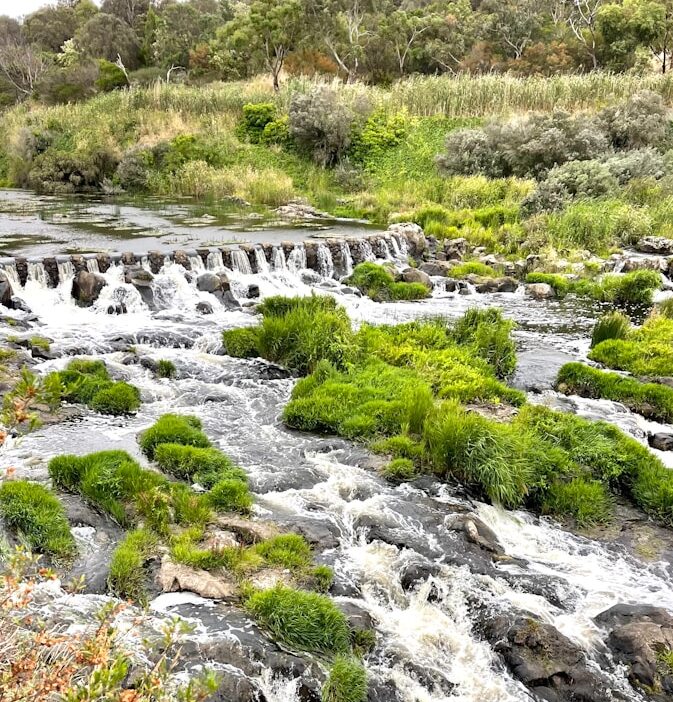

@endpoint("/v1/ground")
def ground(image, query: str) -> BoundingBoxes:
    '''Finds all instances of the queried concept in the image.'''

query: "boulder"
[156,555,237,600]
[473,276,518,293]
[0,272,12,308]
[387,222,426,256]
[197,272,224,294]
[446,514,504,555]
[637,236,673,256]
[196,301,214,315]
[620,256,666,273]
[71,270,107,306]
[525,283,556,300]
[10,296,31,313]
[419,261,454,277]
[124,266,153,288]
[246,284,260,299]
[443,238,468,260]
[595,604,673,691]
[215,514,278,544]
[400,267,432,288]
[649,433,673,451]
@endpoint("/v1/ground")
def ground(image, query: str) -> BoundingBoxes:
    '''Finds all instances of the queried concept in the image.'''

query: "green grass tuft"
[139,414,209,459]
[322,656,368,702]
[108,528,157,603]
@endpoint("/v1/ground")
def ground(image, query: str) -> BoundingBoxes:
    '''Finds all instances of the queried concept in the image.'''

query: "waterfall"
[2,263,21,292]
[254,247,270,274]
[340,240,353,277]
[188,255,205,273]
[316,244,334,279]
[86,258,100,274]
[389,236,401,258]
[272,247,287,271]
[231,250,253,275]
[359,240,375,262]
[140,256,151,271]
[287,244,307,273]
[206,251,224,271]
[378,239,391,260]
[397,235,409,257]
[57,260,75,284]
[27,262,49,287]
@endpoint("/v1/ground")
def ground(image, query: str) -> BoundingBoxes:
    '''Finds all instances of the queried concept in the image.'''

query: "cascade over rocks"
[71,270,107,306]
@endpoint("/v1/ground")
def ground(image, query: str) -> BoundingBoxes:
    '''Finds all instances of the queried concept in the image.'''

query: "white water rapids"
[1,238,672,701]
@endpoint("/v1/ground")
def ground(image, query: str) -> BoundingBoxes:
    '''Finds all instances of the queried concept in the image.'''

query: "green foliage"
[254,295,356,375]
[525,272,571,296]
[108,529,157,603]
[350,110,408,163]
[346,263,430,302]
[598,269,661,307]
[656,298,673,319]
[541,479,612,526]
[138,414,209,460]
[245,585,351,655]
[449,261,497,278]
[589,314,673,376]
[591,312,631,348]
[156,359,176,379]
[240,103,277,143]
[310,564,334,593]
[50,360,140,416]
[381,458,417,481]
[322,656,368,702]
[95,60,128,93]
[252,534,312,569]
[154,444,245,485]
[222,327,260,358]
[0,480,75,558]
[556,362,673,423]
[207,478,253,514]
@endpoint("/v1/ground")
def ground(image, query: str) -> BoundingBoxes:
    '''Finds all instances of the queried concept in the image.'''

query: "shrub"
[381,458,416,481]
[222,328,260,358]
[207,478,253,514]
[156,359,176,379]
[108,528,157,602]
[240,103,277,143]
[0,480,75,558]
[591,312,631,348]
[346,263,429,302]
[139,414,209,459]
[598,269,661,307]
[322,656,368,702]
[245,585,351,654]
[600,91,671,150]
[541,478,612,526]
[89,381,141,415]
[350,110,408,162]
[556,362,673,423]
[449,261,497,278]
[603,148,667,184]
[115,149,152,191]
[154,444,245,484]
[95,59,128,92]
[289,87,355,166]
[252,534,312,569]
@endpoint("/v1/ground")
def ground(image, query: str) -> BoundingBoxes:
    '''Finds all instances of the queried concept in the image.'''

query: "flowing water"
[2,201,673,701]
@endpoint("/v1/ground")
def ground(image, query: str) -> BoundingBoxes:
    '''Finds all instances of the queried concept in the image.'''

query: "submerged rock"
[71,270,107,306]
[196,301,214,314]
[472,276,518,293]
[649,433,673,451]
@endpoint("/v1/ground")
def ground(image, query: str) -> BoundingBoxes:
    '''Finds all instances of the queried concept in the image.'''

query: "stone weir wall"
[0,224,426,289]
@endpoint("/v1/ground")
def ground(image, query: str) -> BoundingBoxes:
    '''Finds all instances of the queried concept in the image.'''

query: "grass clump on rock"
[322,656,368,702]
[154,444,246,485]
[346,262,430,302]
[0,480,75,559]
[50,359,140,416]
[556,362,673,423]
[156,359,176,379]
[245,585,351,655]
[222,327,260,358]
[108,528,157,602]
[541,478,612,526]
[139,414,210,459]
[590,311,631,348]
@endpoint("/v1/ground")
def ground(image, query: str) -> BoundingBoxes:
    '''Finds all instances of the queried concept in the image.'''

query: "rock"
[400,267,432,288]
[196,301,214,314]
[124,265,153,287]
[246,284,260,299]
[0,272,12,308]
[446,514,504,555]
[197,272,224,293]
[336,601,375,632]
[483,614,614,702]
[649,432,673,451]
[156,555,237,600]
[215,514,278,544]
[106,302,127,315]
[207,675,268,702]
[419,261,454,277]
[637,236,673,256]
[275,202,329,219]
[473,276,518,293]
[9,296,31,313]
[595,604,673,691]
[400,559,440,590]
[387,222,426,256]
[203,529,239,551]
[620,256,666,273]
[248,567,294,591]
[444,238,468,260]
[71,270,107,306]
[525,282,556,300]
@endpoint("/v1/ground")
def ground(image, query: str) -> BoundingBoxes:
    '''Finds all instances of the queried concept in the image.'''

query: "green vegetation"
[381,458,417,482]
[0,480,75,559]
[541,479,612,526]
[449,261,498,279]
[591,312,631,348]
[590,314,673,376]
[154,444,246,486]
[244,585,351,655]
[556,363,673,423]
[345,263,430,302]
[322,656,368,702]
[222,327,260,358]
[49,359,141,416]
[156,359,177,379]
[108,529,157,602]
[139,414,210,459]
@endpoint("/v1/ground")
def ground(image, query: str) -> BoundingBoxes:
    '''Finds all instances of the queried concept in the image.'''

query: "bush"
[289,87,355,166]
[591,312,631,348]
[240,103,277,143]
[350,110,408,162]
[207,478,253,514]
[89,381,141,415]
[598,269,661,307]
[245,585,351,654]
[108,528,157,602]
[322,656,368,702]
[95,60,128,92]
[115,149,152,191]
[381,458,416,481]
[0,480,75,558]
[436,129,493,176]
[603,148,667,184]
[346,263,430,302]
[600,91,671,150]
[154,443,245,484]
[139,414,209,459]
[556,362,673,423]
[541,478,612,526]
[449,261,497,278]
[222,327,260,358]
[156,359,176,379]
[253,534,312,569]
